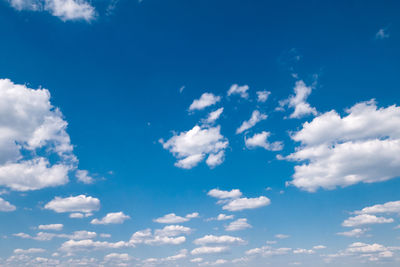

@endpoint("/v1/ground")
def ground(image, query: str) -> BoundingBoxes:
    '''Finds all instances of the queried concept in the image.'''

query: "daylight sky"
[0,0,400,266]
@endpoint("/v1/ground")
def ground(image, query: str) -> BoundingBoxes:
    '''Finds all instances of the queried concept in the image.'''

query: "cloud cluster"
[189,93,221,111]
[279,80,317,118]
[153,212,199,224]
[245,131,283,151]
[236,110,267,134]
[208,189,270,212]
[91,212,130,225]
[44,195,100,215]
[130,225,191,246]
[227,84,249,99]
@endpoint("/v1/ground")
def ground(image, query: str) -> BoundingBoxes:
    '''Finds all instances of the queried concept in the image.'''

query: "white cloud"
[355,200,400,215]
[313,245,326,250]
[245,131,283,151]
[246,246,291,257]
[337,228,368,237]
[191,246,229,255]
[205,151,225,168]
[44,195,100,213]
[189,93,221,111]
[0,79,77,191]
[8,0,96,22]
[14,248,45,254]
[91,212,130,225]
[227,84,249,99]
[69,212,92,218]
[342,214,394,227]
[208,189,242,199]
[130,225,190,246]
[279,80,317,119]
[0,197,16,211]
[375,28,389,40]
[153,212,198,224]
[236,110,267,134]
[222,196,270,211]
[13,230,97,241]
[161,125,228,169]
[193,235,245,245]
[225,218,251,231]
[286,100,400,192]
[60,239,128,251]
[275,234,290,239]
[38,224,63,231]
[217,214,234,221]
[75,170,94,184]
[256,90,271,103]
[203,108,224,124]
[293,248,315,254]
[104,253,131,262]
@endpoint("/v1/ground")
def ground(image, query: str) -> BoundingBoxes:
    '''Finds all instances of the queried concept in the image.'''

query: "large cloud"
[0,79,79,191]
[161,125,228,169]
[286,100,400,192]
[8,0,96,22]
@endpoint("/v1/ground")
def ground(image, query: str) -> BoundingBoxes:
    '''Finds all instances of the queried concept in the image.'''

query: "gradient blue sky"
[0,0,400,266]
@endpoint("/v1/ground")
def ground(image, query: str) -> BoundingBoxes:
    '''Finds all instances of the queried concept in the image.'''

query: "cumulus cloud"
[191,246,229,255]
[154,212,198,224]
[286,100,400,192]
[355,200,400,215]
[75,170,94,184]
[246,246,291,257]
[189,93,221,111]
[44,195,100,213]
[14,230,97,241]
[91,212,130,225]
[161,125,228,169]
[38,224,63,231]
[203,108,224,124]
[236,110,267,134]
[222,196,270,211]
[342,214,394,227]
[216,214,234,221]
[104,253,131,262]
[130,225,191,246]
[225,218,251,231]
[279,80,317,119]
[256,90,271,103]
[8,0,96,22]
[0,79,78,191]
[227,84,249,99]
[208,189,242,199]
[193,235,246,245]
[245,131,283,151]
[337,228,368,238]
[0,197,16,211]
[60,239,128,252]
[14,248,45,254]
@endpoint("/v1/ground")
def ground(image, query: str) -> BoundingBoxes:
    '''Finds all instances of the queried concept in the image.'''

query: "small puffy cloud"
[236,110,267,134]
[208,189,242,199]
[225,218,251,231]
[293,248,315,254]
[217,214,234,221]
[104,253,131,262]
[279,80,317,119]
[193,235,246,245]
[191,246,229,255]
[189,93,221,111]
[342,214,394,227]
[8,0,96,22]
[161,125,228,169]
[275,234,289,239]
[286,100,400,192]
[69,230,97,240]
[130,225,191,246]
[75,170,94,184]
[38,224,63,231]
[222,196,270,211]
[375,28,389,40]
[245,131,283,151]
[337,228,368,238]
[313,245,326,250]
[203,108,224,124]
[69,212,92,218]
[0,197,16,212]
[44,195,100,213]
[256,90,271,103]
[246,246,291,257]
[14,248,45,254]
[60,239,128,252]
[91,212,130,225]
[227,84,249,99]
[154,212,199,224]
[355,200,400,215]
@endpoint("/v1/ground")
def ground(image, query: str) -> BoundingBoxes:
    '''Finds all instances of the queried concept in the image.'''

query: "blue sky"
[0,0,400,266]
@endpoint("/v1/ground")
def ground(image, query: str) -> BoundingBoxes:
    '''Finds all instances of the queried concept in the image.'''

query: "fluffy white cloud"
[355,200,400,215]
[256,90,271,103]
[154,212,198,224]
[217,214,234,221]
[279,80,317,118]
[342,214,394,227]
[0,79,77,191]
[8,0,96,22]
[130,225,190,246]
[38,224,63,231]
[44,195,100,213]
[189,93,221,111]
[293,248,315,254]
[236,110,267,134]
[13,230,97,241]
[225,218,251,231]
[246,246,291,257]
[75,170,94,184]
[203,108,224,124]
[60,239,128,251]
[208,189,242,199]
[91,212,130,225]
[337,228,368,237]
[0,197,16,211]
[222,196,270,211]
[286,100,400,192]
[245,131,283,151]
[14,248,45,254]
[191,246,229,255]
[193,235,245,245]
[227,84,249,99]
[104,253,131,262]
[161,125,228,169]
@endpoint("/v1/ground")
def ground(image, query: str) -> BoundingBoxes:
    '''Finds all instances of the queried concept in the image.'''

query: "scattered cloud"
[193,235,246,245]
[375,28,389,39]
[154,212,199,224]
[227,84,249,99]
[225,218,251,231]
[91,212,130,225]
[208,189,242,199]
[130,225,191,246]
[38,224,63,231]
[256,90,271,103]
[75,170,94,184]
[342,214,394,227]
[245,131,283,151]
[337,228,369,238]
[44,195,100,214]
[189,93,221,111]
[222,196,270,211]
[275,234,290,239]
[191,246,229,255]
[0,197,16,212]
[203,108,224,124]
[246,246,292,257]
[236,110,267,134]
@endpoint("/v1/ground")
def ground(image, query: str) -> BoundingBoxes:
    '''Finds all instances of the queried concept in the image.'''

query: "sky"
[0,0,400,266]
